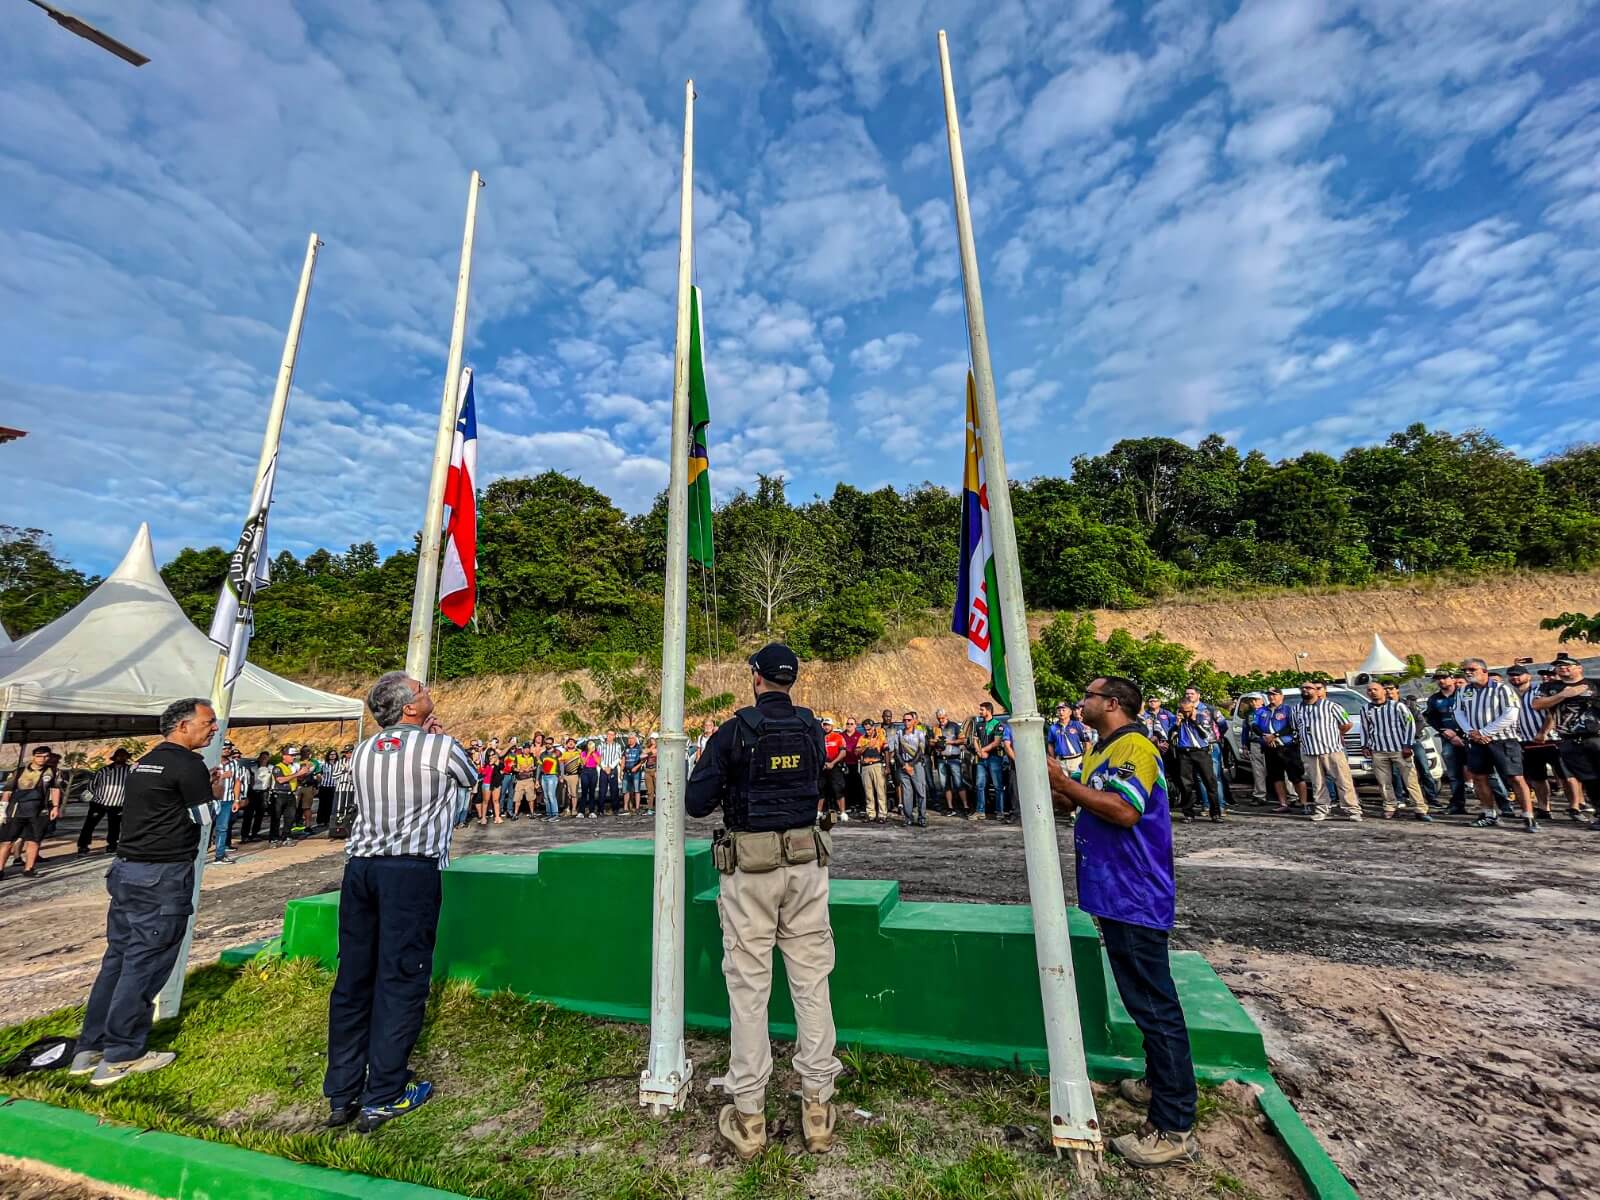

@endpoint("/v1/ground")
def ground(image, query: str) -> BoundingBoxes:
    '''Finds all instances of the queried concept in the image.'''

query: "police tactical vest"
[733,705,821,832]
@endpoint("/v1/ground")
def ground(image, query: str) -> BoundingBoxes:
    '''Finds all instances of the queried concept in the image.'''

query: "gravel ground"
[2,793,1595,1200]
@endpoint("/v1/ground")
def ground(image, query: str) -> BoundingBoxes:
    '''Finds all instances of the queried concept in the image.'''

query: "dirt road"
[3,801,1595,1200]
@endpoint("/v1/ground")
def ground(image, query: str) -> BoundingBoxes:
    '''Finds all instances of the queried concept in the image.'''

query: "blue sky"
[3,0,1598,574]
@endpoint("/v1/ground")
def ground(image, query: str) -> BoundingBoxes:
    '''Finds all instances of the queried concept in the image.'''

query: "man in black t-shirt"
[1533,654,1600,817]
[71,697,222,1087]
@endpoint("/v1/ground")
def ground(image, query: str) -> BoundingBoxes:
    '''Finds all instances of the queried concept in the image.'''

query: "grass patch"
[1,960,1256,1198]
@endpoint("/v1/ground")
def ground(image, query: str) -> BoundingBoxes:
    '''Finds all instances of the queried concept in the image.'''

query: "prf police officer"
[687,643,841,1160]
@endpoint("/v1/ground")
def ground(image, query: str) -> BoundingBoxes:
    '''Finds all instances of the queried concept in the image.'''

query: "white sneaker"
[839,812,850,823]
[90,1051,176,1087]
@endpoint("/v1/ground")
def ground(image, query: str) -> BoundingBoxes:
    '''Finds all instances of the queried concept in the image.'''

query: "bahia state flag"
[208,453,277,685]
[952,371,1010,711]
[687,286,714,568]
[439,367,479,627]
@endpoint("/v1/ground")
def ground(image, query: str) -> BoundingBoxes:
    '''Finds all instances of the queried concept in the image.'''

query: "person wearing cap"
[1456,657,1538,832]
[1507,663,1563,820]
[71,698,225,1085]
[818,716,849,824]
[78,748,133,857]
[1532,652,1600,821]
[1424,670,1469,814]
[1235,695,1268,805]
[266,746,308,846]
[686,644,840,1159]
[857,718,889,822]
[0,746,64,879]
[1385,682,1439,808]
[878,707,899,811]
[896,711,929,827]
[933,708,969,817]
[1361,680,1429,820]
[211,744,246,863]
[1254,688,1306,812]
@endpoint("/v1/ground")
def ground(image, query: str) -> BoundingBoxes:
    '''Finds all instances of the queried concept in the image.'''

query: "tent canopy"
[0,524,363,743]
[1356,632,1407,676]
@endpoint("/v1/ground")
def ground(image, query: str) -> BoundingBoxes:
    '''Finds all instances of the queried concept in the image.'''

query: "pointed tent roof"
[0,524,363,742]
[1356,632,1407,676]
[0,618,9,647]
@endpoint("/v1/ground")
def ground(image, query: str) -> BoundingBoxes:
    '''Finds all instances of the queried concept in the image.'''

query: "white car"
[1221,687,1445,787]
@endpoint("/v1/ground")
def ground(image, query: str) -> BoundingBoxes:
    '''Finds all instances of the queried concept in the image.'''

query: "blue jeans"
[79,859,195,1063]
[326,855,441,1109]
[1100,917,1197,1133]
[214,801,234,861]
[975,757,1005,815]
[1411,740,1438,802]
[541,775,559,817]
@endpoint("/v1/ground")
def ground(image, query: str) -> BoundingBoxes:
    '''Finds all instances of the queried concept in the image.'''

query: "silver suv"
[1221,687,1444,786]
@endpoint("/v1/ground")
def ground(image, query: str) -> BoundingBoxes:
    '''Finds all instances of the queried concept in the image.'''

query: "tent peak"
[107,522,163,587]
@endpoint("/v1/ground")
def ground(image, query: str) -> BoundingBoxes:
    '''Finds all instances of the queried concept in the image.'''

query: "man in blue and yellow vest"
[1047,674,1198,1169]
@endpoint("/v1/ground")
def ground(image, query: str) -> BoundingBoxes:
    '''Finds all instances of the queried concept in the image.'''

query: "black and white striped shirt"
[1293,699,1351,756]
[1515,687,1549,742]
[1361,700,1415,754]
[345,724,477,868]
[223,758,251,801]
[91,763,131,809]
[1455,681,1518,742]
[328,754,354,795]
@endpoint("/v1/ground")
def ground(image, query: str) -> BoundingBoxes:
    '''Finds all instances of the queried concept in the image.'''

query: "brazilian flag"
[687,286,713,567]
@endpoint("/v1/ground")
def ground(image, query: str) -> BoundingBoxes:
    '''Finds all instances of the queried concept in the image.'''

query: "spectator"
[1237,695,1268,805]
[1292,681,1360,822]
[599,731,624,815]
[1255,688,1306,813]
[1361,680,1428,821]
[0,746,63,879]
[896,711,927,827]
[1532,652,1599,822]
[245,751,273,841]
[1172,694,1222,823]
[511,742,538,821]
[330,743,356,835]
[213,744,246,862]
[1457,658,1537,832]
[579,739,601,818]
[269,746,310,846]
[934,708,969,817]
[819,717,849,824]
[539,738,562,818]
[1390,685,1438,808]
[643,733,659,816]
[1508,664,1562,820]
[78,748,131,856]
[560,738,581,816]
[1424,670,1469,815]
[315,748,339,829]
[841,717,864,813]
[973,701,1005,820]
[879,708,899,811]
[623,733,645,816]
[857,718,889,824]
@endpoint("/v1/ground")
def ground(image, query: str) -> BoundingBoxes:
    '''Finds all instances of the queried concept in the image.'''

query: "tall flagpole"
[938,30,1102,1163]
[407,170,485,684]
[641,78,696,1116]
[155,231,322,1019]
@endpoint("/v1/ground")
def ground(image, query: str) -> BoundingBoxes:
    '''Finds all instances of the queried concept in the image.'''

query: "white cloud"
[1415,348,1498,377]
[1224,104,1333,162]
[850,333,921,373]
[1010,53,1147,167]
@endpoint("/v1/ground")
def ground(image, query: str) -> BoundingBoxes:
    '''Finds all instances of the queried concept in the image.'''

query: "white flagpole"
[937,31,1102,1163]
[407,170,485,684]
[155,231,322,1018]
[640,78,696,1115]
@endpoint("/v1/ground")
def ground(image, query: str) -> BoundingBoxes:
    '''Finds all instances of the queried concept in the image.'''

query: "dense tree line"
[3,425,1598,680]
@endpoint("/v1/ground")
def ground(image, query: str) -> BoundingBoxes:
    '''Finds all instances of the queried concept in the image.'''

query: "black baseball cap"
[1507,663,1531,677]
[748,643,800,684]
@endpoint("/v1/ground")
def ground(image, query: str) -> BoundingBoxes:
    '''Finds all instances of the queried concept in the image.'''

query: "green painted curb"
[1248,1074,1361,1200]
[0,1094,464,1199]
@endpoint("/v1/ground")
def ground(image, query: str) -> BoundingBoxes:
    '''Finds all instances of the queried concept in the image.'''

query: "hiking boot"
[90,1051,176,1087]
[1117,1077,1152,1107]
[1111,1123,1199,1168]
[356,1079,433,1132]
[718,1105,767,1160]
[69,1050,103,1076]
[800,1095,837,1153]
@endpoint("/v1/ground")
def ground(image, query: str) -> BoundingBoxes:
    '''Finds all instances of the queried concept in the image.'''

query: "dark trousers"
[77,803,122,853]
[1100,917,1197,1133]
[598,770,620,813]
[1443,740,1469,810]
[79,859,194,1063]
[1176,747,1221,817]
[316,787,336,828]
[325,856,442,1109]
[268,792,296,840]
[579,768,599,814]
[244,790,268,839]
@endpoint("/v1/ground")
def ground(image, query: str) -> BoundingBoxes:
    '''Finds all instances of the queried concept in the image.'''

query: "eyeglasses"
[1082,690,1112,701]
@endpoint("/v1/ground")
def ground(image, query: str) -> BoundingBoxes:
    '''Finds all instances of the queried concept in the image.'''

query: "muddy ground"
[2,795,1595,1200]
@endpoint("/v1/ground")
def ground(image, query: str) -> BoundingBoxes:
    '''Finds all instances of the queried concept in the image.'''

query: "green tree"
[795,585,885,661]
[0,525,94,636]
[557,653,732,734]
[1541,612,1600,644]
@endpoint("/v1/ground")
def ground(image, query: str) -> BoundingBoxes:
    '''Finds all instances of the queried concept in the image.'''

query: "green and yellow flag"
[687,285,714,567]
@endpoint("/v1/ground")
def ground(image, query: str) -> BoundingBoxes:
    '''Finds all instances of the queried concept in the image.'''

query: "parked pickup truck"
[1221,687,1445,787]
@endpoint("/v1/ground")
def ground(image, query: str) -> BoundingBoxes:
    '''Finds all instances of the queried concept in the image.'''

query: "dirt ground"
[2,795,1596,1200]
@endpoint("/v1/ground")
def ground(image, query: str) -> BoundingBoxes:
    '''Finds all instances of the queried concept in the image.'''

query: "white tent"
[1355,632,1407,677]
[0,524,363,743]
[0,619,10,647]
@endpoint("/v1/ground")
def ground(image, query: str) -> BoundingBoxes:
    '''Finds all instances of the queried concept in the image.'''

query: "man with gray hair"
[70,698,224,1085]
[323,671,477,1132]
[1456,657,1537,832]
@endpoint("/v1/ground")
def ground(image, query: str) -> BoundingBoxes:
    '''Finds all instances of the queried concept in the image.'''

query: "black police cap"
[748,643,800,684]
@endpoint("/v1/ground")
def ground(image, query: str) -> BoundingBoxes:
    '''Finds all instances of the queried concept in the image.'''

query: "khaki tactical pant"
[1247,742,1268,803]
[1371,748,1426,815]
[1305,751,1361,819]
[513,777,539,815]
[717,860,843,1115]
[860,763,887,819]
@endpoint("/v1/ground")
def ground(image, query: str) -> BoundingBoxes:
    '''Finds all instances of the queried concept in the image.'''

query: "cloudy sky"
[2,0,1597,573]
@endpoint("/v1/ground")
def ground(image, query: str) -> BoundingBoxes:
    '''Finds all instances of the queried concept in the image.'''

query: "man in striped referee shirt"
[1457,659,1537,832]
[77,748,131,855]
[324,671,476,1133]
[1291,681,1361,821]
[1360,681,1429,820]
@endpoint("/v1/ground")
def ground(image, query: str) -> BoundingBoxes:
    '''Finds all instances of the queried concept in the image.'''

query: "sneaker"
[1524,817,1539,833]
[356,1079,433,1132]
[1471,814,1499,828]
[1117,1077,1152,1107]
[717,1104,767,1160]
[90,1051,176,1087]
[1310,813,1327,823]
[839,812,850,823]
[1414,813,1433,823]
[326,1100,360,1128]
[22,867,37,877]
[69,1050,104,1076]
[1111,1123,1199,1168]
[800,1095,837,1153]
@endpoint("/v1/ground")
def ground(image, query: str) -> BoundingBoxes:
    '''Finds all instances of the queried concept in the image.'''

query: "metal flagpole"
[155,231,323,1018]
[406,170,485,685]
[937,30,1102,1163]
[641,78,696,1115]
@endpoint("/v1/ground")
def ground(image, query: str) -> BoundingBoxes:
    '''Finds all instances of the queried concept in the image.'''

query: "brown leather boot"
[1111,1122,1199,1168]
[718,1104,767,1160]
[800,1094,837,1153]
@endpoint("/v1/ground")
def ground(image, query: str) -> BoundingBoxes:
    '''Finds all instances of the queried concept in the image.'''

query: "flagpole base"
[639,1058,695,1116]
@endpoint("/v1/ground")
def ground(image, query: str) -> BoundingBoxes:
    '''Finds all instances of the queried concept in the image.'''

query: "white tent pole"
[156,232,322,1020]
[937,30,1102,1164]
[406,171,485,686]
[640,78,696,1116]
